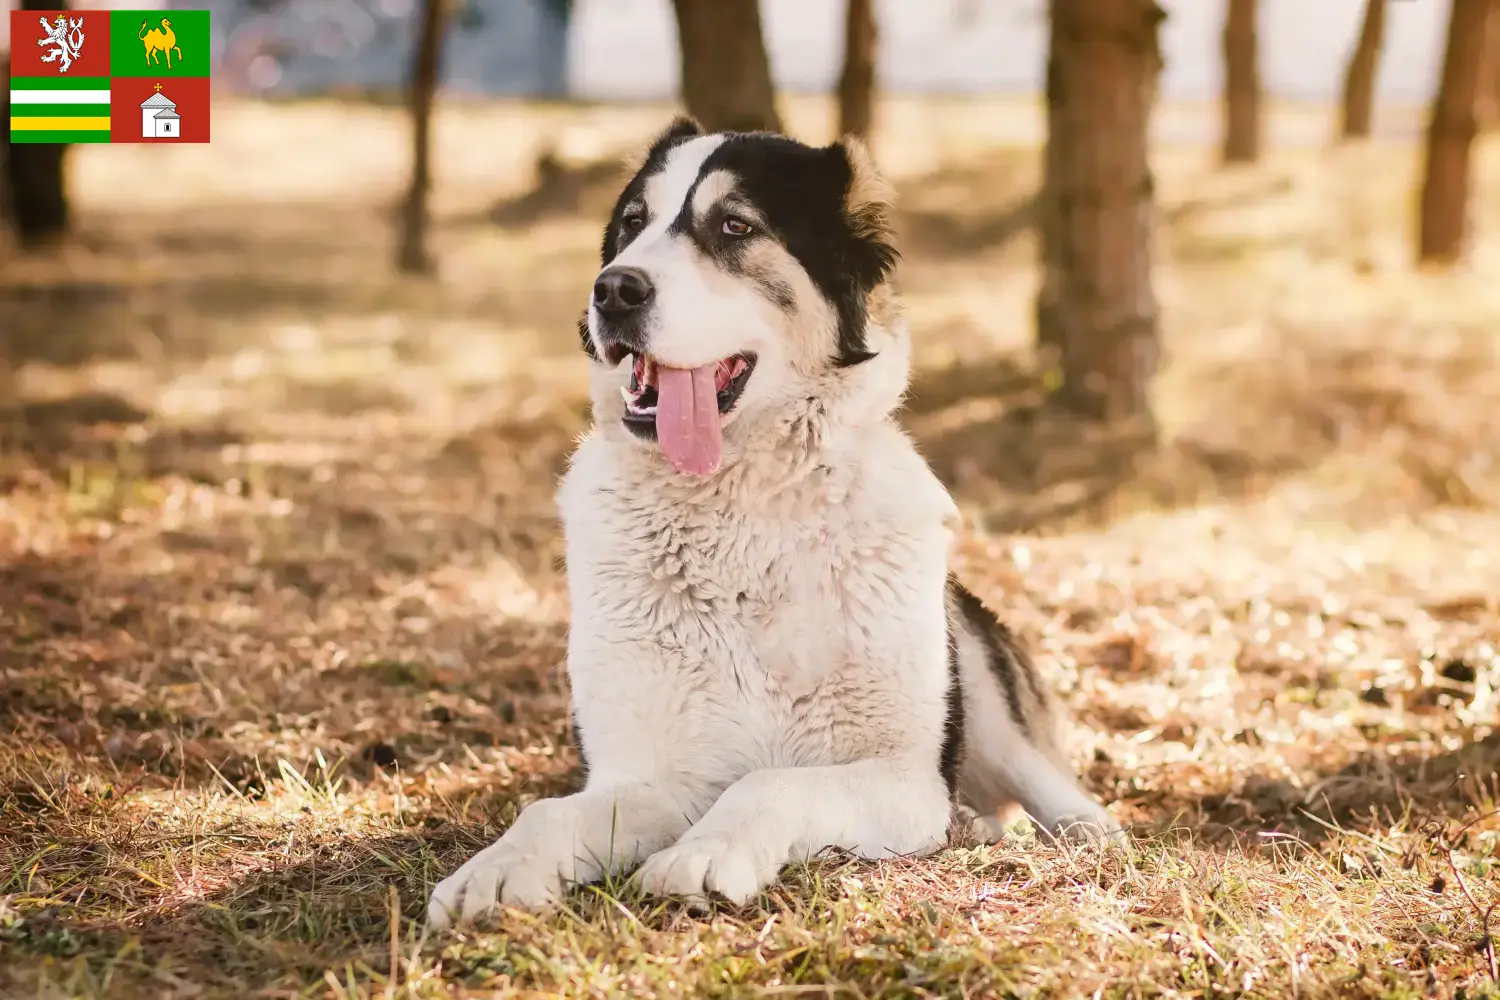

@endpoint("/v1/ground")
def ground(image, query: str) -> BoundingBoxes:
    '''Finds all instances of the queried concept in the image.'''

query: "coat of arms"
[37,13,87,74]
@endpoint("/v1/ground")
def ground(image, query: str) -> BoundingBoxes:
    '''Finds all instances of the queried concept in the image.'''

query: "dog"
[427,118,1118,927]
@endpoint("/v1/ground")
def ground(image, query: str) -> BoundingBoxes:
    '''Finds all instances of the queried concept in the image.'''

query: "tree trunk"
[1479,1,1500,130]
[670,0,782,133]
[1036,0,1165,426]
[4,0,72,247]
[1418,0,1491,265]
[397,0,448,274]
[1339,0,1387,140]
[1220,0,1259,163]
[837,0,878,140]
[1492,4,1500,124]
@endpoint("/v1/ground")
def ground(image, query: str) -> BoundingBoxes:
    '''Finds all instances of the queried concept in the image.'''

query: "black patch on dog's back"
[952,578,1037,739]
[940,615,966,799]
[569,707,590,789]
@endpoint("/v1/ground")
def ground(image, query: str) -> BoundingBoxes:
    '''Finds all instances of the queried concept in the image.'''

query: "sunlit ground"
[1,94,1498,998]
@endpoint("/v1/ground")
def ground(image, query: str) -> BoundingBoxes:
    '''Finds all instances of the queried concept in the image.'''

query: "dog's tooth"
[620,386,633,406]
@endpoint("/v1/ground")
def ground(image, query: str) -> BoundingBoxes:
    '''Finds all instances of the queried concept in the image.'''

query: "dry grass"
[1,94,1499,998]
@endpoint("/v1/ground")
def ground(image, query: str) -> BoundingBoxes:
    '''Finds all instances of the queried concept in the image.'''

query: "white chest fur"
[557,424,957,788]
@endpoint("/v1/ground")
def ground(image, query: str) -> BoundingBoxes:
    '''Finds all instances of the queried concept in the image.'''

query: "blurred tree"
[1036,0,1165,426]
[1220,0,1259,163]
[837,0,877,140]
[3,0,72,248]
[1493,5,1500,121]
[670,0,782,133]
[397,0,449,274]
[1339,0,1386,140]
[1479,1,1500,130]
[1418,0,1490,265]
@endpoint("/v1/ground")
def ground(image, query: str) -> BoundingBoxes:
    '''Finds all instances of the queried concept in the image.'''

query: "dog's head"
[581,118,906,477]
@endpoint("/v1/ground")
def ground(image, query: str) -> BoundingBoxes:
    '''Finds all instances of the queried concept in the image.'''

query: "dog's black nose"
[592,267,654,315]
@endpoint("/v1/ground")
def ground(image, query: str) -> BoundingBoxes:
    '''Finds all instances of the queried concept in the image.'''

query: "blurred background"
[3,1,1500,994]
[0,0,1457,102]
[5,0,1498,510]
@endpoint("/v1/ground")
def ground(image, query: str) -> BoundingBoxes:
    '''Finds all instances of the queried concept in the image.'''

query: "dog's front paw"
[427,799,602,927]
[635,831,781,907]
[426,838,569,928]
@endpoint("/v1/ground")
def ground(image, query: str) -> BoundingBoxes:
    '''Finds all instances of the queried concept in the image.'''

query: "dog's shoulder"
[838,420,959,535]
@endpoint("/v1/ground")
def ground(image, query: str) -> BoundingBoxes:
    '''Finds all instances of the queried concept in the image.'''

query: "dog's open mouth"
[617,352,757,476]
[619,353,756,420]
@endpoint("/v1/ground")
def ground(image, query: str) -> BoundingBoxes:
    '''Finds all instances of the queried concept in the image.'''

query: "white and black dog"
[427,119,1118,927]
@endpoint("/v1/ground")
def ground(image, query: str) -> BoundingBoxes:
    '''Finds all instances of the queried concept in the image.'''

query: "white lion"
[38,15,87,74]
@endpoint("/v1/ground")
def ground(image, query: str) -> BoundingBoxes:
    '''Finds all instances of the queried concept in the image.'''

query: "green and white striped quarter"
[9,76,112,144]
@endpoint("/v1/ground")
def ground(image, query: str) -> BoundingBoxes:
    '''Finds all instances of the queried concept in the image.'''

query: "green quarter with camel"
[108,8,211,77]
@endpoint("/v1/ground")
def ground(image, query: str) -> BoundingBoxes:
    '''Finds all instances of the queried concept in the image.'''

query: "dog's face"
[581,118,899,476]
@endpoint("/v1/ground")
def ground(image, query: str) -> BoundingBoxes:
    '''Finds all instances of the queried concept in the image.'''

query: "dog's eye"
[622,213,645,232]
[722,216,753,237]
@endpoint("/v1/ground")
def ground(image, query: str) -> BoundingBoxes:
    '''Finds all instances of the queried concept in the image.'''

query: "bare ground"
[1,95,1499,999]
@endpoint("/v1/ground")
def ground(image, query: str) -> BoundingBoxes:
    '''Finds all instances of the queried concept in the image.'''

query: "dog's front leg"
[427,781,693,926]
[634,758,950,906]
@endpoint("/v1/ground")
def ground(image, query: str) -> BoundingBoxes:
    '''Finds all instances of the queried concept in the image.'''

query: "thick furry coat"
[428,120,1116,927]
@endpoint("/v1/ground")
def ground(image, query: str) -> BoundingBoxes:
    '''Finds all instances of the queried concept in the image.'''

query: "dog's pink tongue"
[654,364,723,475]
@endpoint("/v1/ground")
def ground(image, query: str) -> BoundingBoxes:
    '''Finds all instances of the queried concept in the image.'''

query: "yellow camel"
[139,19,182,69]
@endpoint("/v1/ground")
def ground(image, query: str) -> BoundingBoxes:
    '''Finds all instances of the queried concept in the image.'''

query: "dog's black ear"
[821,137,899,367]
[830,136,897,281]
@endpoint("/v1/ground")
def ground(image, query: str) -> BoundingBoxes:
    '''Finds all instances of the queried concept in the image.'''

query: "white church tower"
[140,85,180,139]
